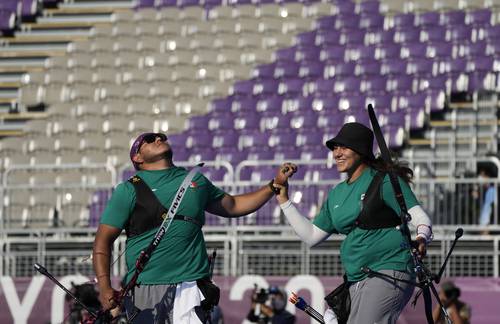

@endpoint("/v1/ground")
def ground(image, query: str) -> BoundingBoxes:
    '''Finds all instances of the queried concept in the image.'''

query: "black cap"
[325,122,375,160]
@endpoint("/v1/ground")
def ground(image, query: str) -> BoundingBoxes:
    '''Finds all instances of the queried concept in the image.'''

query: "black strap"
[355,171,402,230]
[125,175,202,238]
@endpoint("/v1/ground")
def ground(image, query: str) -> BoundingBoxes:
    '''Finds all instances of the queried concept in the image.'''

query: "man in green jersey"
[272,123,433,324]
[93,132,296,323]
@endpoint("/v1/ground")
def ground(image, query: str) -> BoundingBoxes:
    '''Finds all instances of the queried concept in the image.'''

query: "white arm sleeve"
[280,200,330,247]
[408,205,433,243]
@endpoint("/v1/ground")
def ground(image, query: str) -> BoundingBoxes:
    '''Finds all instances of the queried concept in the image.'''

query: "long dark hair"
[366,155,414,184]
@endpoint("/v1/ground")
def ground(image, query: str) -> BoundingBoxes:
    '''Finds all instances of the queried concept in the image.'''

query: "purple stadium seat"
[316,30,342,46]
[209,98,232,115]
[257,96,282,113]
[386,126,405,148]
[487,42,500,55]
[297,130,323,147]
[261,112,291,130]
[325,61,355,78]
[408,107,425,131]
[356,0,379,15]
[312,78,335,95]
[334,76,361,93]
[466,9,491,26]
[191,149,216,161]
[187,115,211,130]
[387,75,414,92]
[216,147,246,165]
[231,97,258,114]
[340,29,365,45]
[316,165,341,180]
[366,93,392,110]
[234,112,260,130]
[394,27,420,43]
[179,0,201,7]
[359,14,384,30]
[253,79,279,97]
[401,43,427,59]
[239,130,269,149]
[315,15,336,32]
[320,45,345,62]
[274,47,297,63]
[386,110,405,127]
[247,147,274,161]
[232,80,254,97]
[252,63,275,80]
[0,0,20,12]
[445,57,468,74]
[21,0,38,18]
[295,31,317,47]
[427,42,453,58]
[279,78,305,97]
[296,47,321,62]
[0,10,16,32]
[376,43,401,60]
[299,61,324,79]
[203,167,227,182]
[209,115,234,131]
[312,95,340,112]
[290,111,319,129]
[204,0,222,8]
[440,10,466,26]
[360,75,387,93]
[381,59,407,76]
[417,74,447,91]
[407,58,434,75]
[174,148,191,161]
[338,95,365,111]
[301,146,328,160]
[467,56,494,73]
[187,131,213,148]
[269,129,297,147]
[212,131,239,148]
[89,190,112,227]
[274,147,302,161]
[392,13,415,29]
[135,0,155,8]
[346,44,376,61]
[317,109,345,130]
[416,11,440,27]
[426,90,446,112]
[345,110,370,126]
[274,61,300,78]
[336,0,355,14]
[421,26,446,43]
[447,25,473,42]
[282,95,314,113]
[336,14,360,30]
[168,133,188,147]
[482,25,500,41]
[228,0,252,5]
[467,72,491,92]
[461,41,487,57]
[396,92,425,111]
[366,29,395,45]
[356,60,381,76]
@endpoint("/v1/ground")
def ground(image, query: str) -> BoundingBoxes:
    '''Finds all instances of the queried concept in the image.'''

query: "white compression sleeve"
[280,200,330,247]
[408,205,433,243]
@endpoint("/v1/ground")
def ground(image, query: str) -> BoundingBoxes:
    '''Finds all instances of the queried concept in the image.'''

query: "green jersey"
[100,166,226,284]
[313,167,419,282]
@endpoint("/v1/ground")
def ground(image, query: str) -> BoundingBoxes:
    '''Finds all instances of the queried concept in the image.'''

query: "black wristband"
[268,179,280,195]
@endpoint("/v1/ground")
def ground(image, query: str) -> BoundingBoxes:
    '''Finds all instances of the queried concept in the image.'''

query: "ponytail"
[367,156,414,184]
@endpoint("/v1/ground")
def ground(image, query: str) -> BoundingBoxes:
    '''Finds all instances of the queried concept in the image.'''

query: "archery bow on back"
[367,104,434,324]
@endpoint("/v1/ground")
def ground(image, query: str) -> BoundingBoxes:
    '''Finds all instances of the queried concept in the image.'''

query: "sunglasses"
[138,133,167,151]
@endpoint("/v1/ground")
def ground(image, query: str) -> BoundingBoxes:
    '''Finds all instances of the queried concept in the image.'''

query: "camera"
[254,286,280,304]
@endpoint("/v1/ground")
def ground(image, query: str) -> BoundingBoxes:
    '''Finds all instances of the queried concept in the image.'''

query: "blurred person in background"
[477,163,498,234]
[432,281,471,324]
[247,285,295,324]
[92,132,296,323]
[271,122,433,324]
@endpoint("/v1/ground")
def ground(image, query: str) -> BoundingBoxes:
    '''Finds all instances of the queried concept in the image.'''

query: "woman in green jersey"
[272,122,433,324]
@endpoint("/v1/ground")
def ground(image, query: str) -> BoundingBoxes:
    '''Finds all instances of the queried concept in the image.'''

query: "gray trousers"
[347,270,415,324]
[124,284,177,324]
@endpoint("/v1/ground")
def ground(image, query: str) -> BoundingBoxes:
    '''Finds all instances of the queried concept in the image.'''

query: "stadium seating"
[0,0,499,228]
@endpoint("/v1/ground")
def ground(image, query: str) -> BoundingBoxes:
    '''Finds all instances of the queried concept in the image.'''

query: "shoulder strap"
[355,171,402,230]
[126,175,202,238]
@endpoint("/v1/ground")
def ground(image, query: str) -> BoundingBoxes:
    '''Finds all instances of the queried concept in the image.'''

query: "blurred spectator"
[211,305,224,324]
[247,285,295,324]
[432,281,471,324]
[477,164,497,233]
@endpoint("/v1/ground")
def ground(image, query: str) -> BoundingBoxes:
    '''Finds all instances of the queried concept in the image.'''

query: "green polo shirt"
[100,166,226,284]
[313,167,419,282]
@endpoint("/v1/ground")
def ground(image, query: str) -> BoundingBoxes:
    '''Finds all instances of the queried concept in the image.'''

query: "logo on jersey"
[190,181,198,188]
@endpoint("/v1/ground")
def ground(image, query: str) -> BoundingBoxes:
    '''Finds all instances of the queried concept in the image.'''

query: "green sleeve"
[382,175,419,215]
[313,198,337,234]
[100,182,136,229]
[200,174,226,205]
